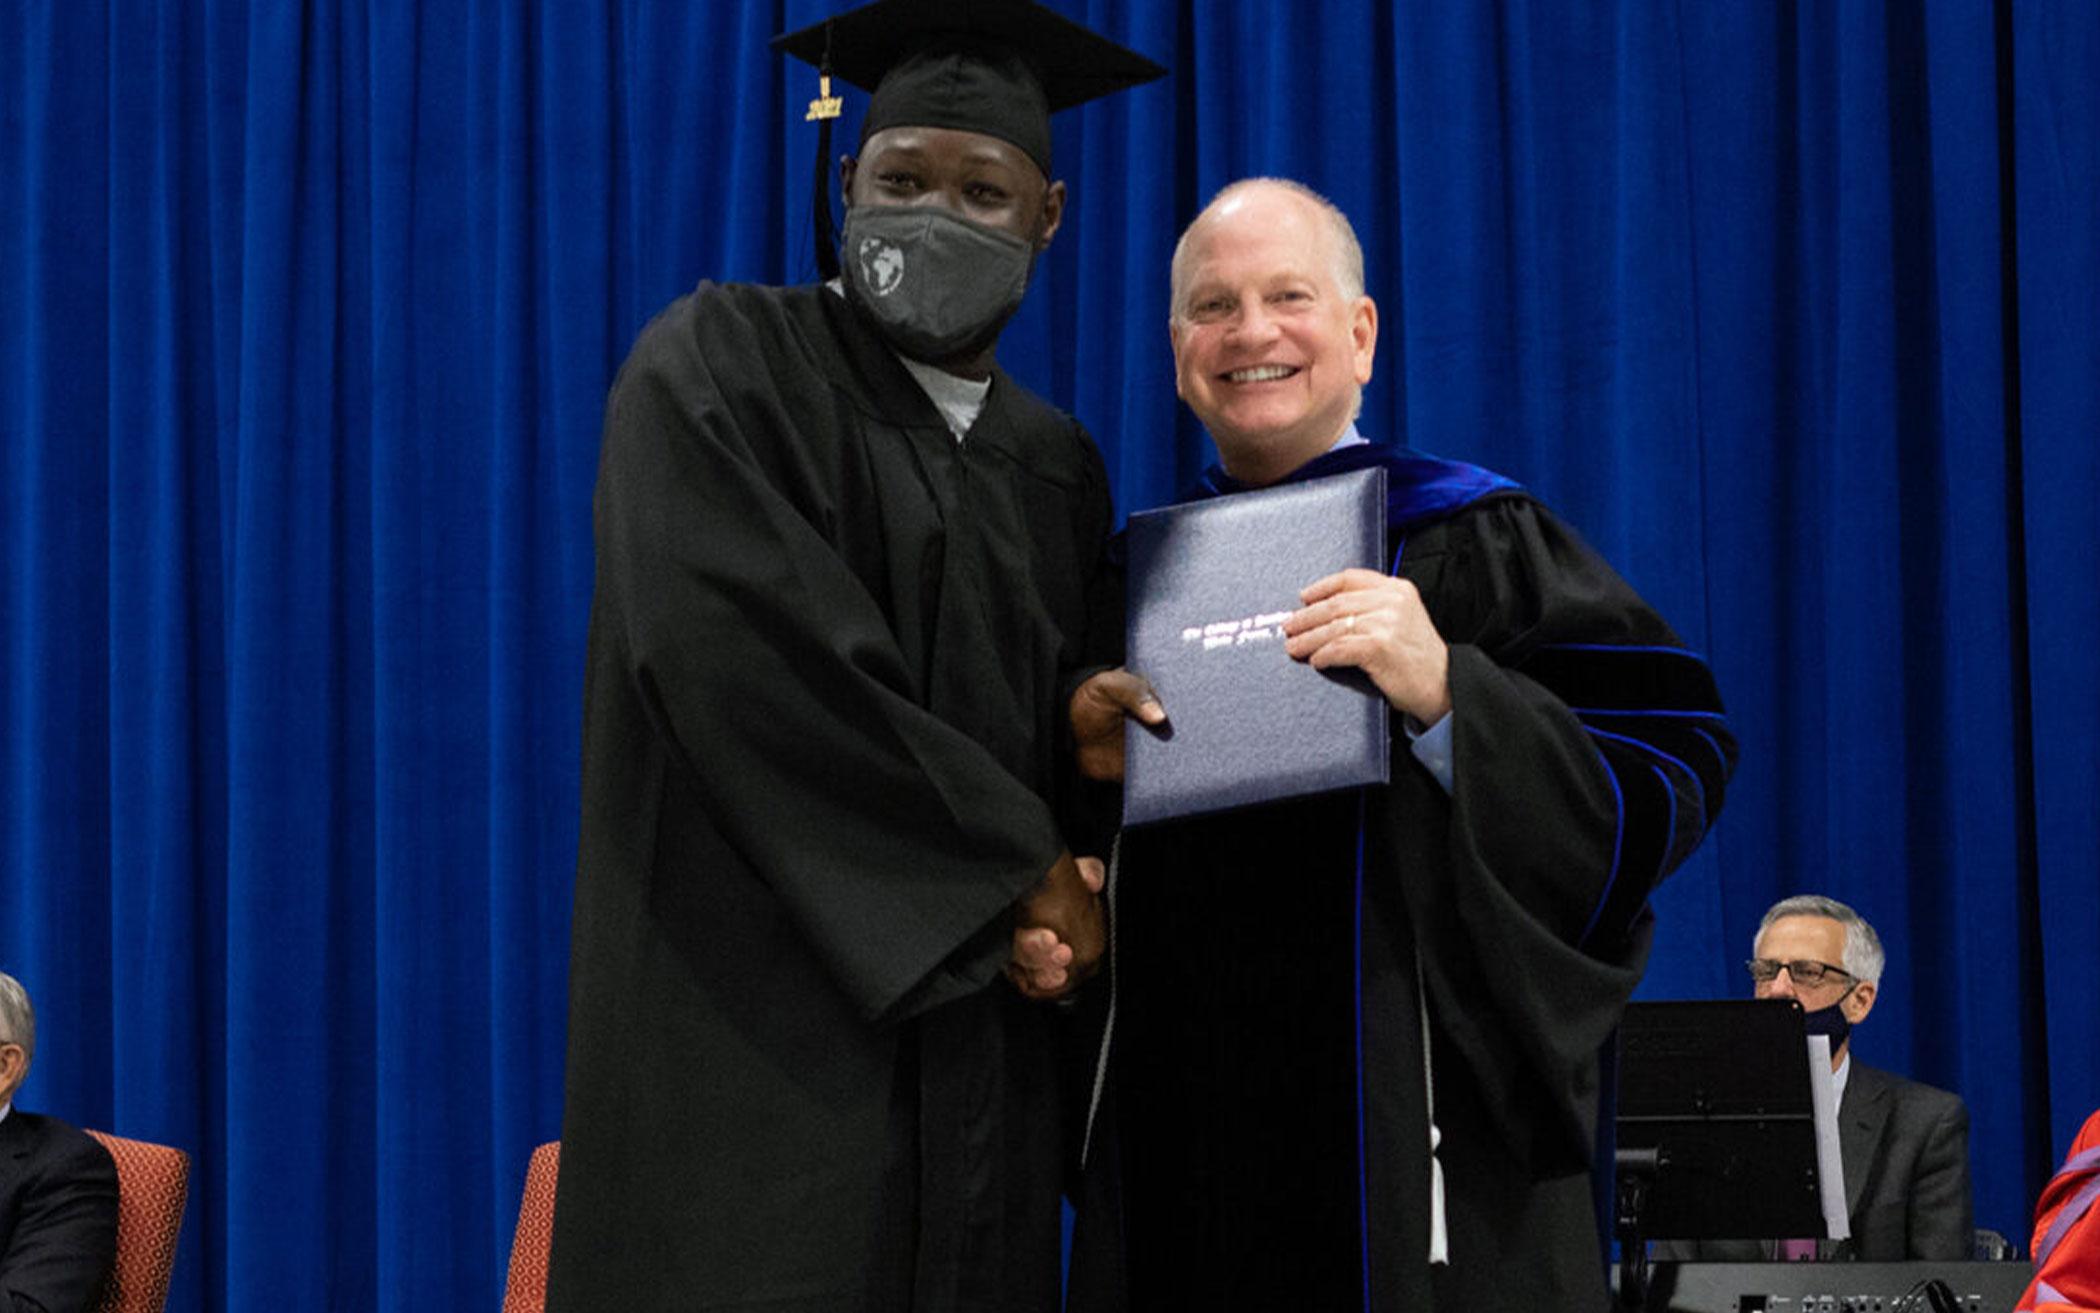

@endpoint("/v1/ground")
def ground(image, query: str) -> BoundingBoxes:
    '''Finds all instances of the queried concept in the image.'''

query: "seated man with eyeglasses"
[1665,894,1975,1262]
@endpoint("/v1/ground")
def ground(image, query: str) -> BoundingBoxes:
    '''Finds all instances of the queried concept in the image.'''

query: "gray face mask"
[840,206,1035,362]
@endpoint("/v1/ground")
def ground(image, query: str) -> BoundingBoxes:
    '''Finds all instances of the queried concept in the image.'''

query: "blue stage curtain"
[2,3,2093,1308]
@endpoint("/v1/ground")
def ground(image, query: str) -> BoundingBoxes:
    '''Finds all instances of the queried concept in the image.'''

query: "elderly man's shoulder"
[1854,1060,1969,1124]
[3,1109,118,1184]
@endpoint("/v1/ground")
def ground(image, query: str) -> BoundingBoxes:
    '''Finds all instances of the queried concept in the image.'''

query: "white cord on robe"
[1419,958,1449,1264]
[1078,831,1121,1169]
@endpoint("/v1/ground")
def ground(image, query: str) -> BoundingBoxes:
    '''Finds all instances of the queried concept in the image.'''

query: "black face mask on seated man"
[1801,995,1855,1050]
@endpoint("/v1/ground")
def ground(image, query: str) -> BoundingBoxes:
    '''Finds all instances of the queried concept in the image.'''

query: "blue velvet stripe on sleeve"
[1520,643,1736,945]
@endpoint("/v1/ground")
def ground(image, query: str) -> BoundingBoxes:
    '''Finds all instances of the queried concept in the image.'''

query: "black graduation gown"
[548,281,1117,1313]
[1069,446,1737,1312]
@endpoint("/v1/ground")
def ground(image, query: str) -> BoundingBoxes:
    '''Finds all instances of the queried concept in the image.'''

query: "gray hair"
[1169,177,1367,320]
[1755,895,1885,986]
[0,972,33,1067]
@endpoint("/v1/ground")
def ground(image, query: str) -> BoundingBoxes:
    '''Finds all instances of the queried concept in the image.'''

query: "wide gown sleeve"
[1402,496,1737,1157]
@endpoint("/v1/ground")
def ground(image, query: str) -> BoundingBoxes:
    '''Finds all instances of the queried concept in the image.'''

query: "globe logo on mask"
[856,237,906,297]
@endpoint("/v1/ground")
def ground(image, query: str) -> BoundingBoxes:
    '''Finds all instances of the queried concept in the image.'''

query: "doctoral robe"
[1069,442,1737,1312]
[548,281,1116,1312]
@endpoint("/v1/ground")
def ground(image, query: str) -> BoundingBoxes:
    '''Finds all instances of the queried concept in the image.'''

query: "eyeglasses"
[1745,958,1854,986]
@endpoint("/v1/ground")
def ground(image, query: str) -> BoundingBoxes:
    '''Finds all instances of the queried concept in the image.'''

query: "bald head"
[1170,178,1365,322]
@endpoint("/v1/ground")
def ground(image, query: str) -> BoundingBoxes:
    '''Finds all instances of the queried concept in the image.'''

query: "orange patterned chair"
[82,1130,190,1313]
[502,1141,561,1313]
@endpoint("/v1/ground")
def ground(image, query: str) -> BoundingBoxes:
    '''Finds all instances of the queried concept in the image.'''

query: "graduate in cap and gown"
[546,4,1161,1310]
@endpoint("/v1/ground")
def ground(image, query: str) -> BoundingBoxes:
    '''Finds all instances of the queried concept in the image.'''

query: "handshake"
[1004,670,1165,1002]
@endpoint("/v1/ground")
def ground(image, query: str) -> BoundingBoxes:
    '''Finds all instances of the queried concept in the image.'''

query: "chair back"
[501,1141,561,1313]
[83,1130,191,1313]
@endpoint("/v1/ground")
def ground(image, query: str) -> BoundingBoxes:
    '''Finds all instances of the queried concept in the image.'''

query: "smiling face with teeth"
[1169,181,1378,486]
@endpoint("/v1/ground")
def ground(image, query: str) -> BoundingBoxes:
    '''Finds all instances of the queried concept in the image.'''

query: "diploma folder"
[1122,466,1390,825]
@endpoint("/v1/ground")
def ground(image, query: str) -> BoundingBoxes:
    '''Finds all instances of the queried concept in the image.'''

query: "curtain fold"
[3,3,2093,1308]
[2014,0,2100,1180]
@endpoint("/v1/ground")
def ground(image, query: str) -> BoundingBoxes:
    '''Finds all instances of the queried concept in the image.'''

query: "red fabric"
[502,1141,561,1313]
[2020,1111,2100,1313]
[83,1131,191,1313]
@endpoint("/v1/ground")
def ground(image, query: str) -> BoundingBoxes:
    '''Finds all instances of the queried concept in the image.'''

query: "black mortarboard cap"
[773,0,1165,277]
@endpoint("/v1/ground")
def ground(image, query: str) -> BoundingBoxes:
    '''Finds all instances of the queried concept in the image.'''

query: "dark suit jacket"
[1654,1058,1974,1262]
[0,1110,119,1313]
[1836,1060,1972,1261]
